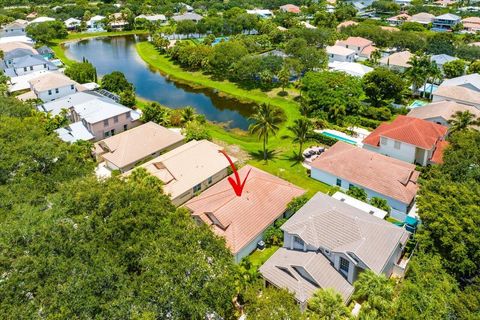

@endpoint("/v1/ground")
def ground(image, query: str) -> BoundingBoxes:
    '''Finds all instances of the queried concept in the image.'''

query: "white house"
[0,20,27,37]
[28,72,80,102]
[246,9,274,18]
[335,36,373,55]
[135,14,167,24]
[64,18,81,29]
[87,15,105,29]
[326,45,355,62]
[28,17,55,24]
[260,192,410,309]
[310,142,419,221]
[328,61,373,77]
[362,115,448,166]
[1,53,58,77]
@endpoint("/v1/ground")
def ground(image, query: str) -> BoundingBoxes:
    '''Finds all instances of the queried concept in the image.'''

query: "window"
[43,64,46,68]
[193,183,201,193]
[113,116,119,123]
[55,88,59,94]
[340,257,350,274]
[123,124,128,131]
[336,178,342,187]
[380,137,387,145]
[104,131,110,138]
[29,66,33,70]
[110,129,115,136]
[103,119,109,127]
[208,176,213,184]
[23,67,27,72]
[70,85,74,90]
[394,141,401,149]
[48,90,52,95]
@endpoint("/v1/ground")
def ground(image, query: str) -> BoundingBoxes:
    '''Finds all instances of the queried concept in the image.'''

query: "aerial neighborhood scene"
[0,0,479,318]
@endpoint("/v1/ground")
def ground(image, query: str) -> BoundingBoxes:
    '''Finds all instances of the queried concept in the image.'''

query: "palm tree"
[448,111,480,133]
[353,270,395,318]
[427,63,442,100]
[288,118,312,160]
[370,49,381,66]
[249,103,283,161]
[407,54,430,96]
[307,288,350,320]
[180,106,196,124]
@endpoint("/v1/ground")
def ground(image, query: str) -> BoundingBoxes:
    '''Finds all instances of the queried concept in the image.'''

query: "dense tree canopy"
[25,21,68,44]
[65,61,97,84]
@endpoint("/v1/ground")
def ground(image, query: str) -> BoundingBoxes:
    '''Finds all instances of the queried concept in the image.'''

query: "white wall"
[0,26,26,37]
[311,167,410,214]
[14,63,50,76]
[363,137,417,164]
[328,52,355,63]
[36,84,77,102]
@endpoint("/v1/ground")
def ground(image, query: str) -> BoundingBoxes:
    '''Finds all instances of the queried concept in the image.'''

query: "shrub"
[287,195,309,214]
[309,132,338,146]
[369,197,390,213]
[183,121,212,142]
[346,186,368,201]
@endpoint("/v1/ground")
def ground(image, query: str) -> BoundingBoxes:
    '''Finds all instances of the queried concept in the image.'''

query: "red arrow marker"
[218,150,251,197]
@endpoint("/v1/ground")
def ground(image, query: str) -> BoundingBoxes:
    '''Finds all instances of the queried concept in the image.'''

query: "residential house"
[87,15,105,29]
[0,41,35,54]
[64,18,81,30]
[336,36,373,56]
[55,121,95,143]
[407,100,480,127]
[260,192,410,308]
[432,85,480,108]
[26,12,38,20]
[135,14,167,24]
[109,12,129,29]
[93,121,185,172]
[439,73,480,92]
[434,0,456,6]
[326,45,355,62]
[462,17,480,32]
[37,91,101,116]
[132,140,234,206]
[336,20,358,30]
[410,12,435,25]
[386,13,411,26]
[246,9,274,18]
[29,17,55,24]
[362,115,448,166]
[1,20,27,37]
[432,13,461,30]
[379,51,412,72]
[2,52,58,77]
[279,4,301,13]
[310,141,420,221]
[37,46,54,60]
[328,61,373,77]
[431,54,458,72]
[171,13,203,23]
[358,44,377,60]
[185,165,306,263]
[26,72,80,102]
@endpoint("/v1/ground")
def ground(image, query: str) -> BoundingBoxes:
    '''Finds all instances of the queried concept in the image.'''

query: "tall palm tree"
[249,103,283,161]
[288,118,312,160]
[448,111,480,133]
[427,63,442,100]
[307,288,350,320]
[407,54,430,96]
[180,106,196,124]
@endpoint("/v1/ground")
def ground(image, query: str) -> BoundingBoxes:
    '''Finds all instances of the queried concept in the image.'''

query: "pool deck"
[315,129,364,147]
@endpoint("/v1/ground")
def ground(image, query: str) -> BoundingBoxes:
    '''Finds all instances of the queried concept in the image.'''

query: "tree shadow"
[249,149,279,162]
[282,152,304,167]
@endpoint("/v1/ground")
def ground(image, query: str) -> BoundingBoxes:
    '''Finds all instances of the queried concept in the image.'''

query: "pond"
[63,35,255,130]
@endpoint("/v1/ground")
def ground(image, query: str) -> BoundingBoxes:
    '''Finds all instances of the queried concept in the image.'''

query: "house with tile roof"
[336,20,358,30]
[432,13,461,30]
[326,45,356,62]
[27,72,79,102]
[439,73,480,92]
[279,4,301,13]
[311,142,420,221]
[260,192,410,308]
[1,20,27,37]
[407,100,480,127]
[336,36,373,56]
[185,165,305,262]
[462,16,480,32]
[131,140,235,206]
[93,122,185,172]
[379,51,412,72]
[386,13,411,26]
[362,115,448,166]
[432,85,480,108]
[410,12,435,25]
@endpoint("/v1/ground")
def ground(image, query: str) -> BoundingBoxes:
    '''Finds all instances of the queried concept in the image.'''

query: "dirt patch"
[213,139,251,165]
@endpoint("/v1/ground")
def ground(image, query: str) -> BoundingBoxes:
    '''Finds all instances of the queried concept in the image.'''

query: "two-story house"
[362,115,448,166]
[27,72,79,102]
[0,20,28,37]
[310,142,419,221]
[260,192,410,309]
[2,53,58,77]
[185,165,306,263]
[336,36,374,56]
[432,13,461,31]
[326,45,356,63]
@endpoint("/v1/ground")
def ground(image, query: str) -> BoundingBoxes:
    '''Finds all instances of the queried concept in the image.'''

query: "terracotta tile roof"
[431,140,449,164]
[337,36,373,48]
[336,20,358,30]
[94,122,185,170]
[311,142,419,204]
[184,165,305,255]
[360,45,377,57]
[280,4,301,13]
[363,115,448,149]
[387,13,411,21]
[410,12,435,24]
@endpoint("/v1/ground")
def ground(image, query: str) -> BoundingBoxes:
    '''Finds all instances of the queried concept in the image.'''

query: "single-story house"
[410,12,435,25]
[171,13,203,22]
[326,45,355,63]
[362,115,448,166]
[64,18,81,29]
[328,61,373,77]
[93,121,185,172]
[311,141,419,221]
[279,4,301,13]
[386,13,411,26]
[432,85,480,108]
[260,192,410,309]
[28,17,55,24]
[407,100,480,127]
[135,14,167,24]
[246,9,274,18]
[379,51,412,72]
[132,140,235,206]
[462,16,480,32]
[185,165,306,263]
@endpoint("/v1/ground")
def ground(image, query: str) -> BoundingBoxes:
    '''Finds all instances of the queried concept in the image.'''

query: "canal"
[63,35,254,130]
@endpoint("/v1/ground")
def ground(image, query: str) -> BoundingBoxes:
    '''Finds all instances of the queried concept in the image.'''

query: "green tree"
[65,61,97,84]
[307,288,350,319]
[151,33,170,52]
[180,106,196,124]
[287,195,309,214]
[288,117,313,160]
[467,60,480,74]
[101,71,134,94]
[369,197,390,213]
[119,88,136,107]
[448,110,480,133]
[141,102,171,126]
[426,33,455,55]
[25,21,67,44]
[443,59,466,79]
[243,286,303,320]
[208,41,248,77]
[278,66,290,93]
[182,120,212,141]
[406,54,431,96]
[362,67,405,107]
[249,104,284,161]
[353,270,395,319]
[346,185,368,201]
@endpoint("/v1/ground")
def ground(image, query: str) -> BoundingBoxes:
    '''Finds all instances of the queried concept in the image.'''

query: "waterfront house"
[260,192,410,309]
[64,18,81,30]
[432,13,461,31]
[1,47,57,77]
[310,142,419,221]
[362,115,448,166]
[37,46,54,60]
[326,45,355,62]
[407,100,480,127]
[135,14,167,24]
[27,72,78,102]
[379,51,412,72]
[185,165,306,263]
[93,122,185,172]
[87,15,105,29]
[109,12,129,30]
[171,13,203,23]
[132,140,234,206]
[410,12,435,25]
[0,20,27,37]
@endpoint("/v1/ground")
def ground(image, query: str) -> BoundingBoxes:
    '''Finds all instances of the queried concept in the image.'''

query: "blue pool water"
[409,100,427,109]
[321,132,357,145]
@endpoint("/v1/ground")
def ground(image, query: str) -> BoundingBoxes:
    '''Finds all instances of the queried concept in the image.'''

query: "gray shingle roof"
[282,192,410,273]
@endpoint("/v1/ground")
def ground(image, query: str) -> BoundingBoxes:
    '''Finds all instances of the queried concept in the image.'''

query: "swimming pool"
[212,37,229,45]
[409,100,427,109]
[321,131,357,145]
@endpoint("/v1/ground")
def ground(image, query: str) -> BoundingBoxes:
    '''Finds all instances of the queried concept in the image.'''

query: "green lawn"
[248,246,280,268]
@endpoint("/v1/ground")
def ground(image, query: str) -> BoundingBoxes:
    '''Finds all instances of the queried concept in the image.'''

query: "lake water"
[63,35,254,130]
